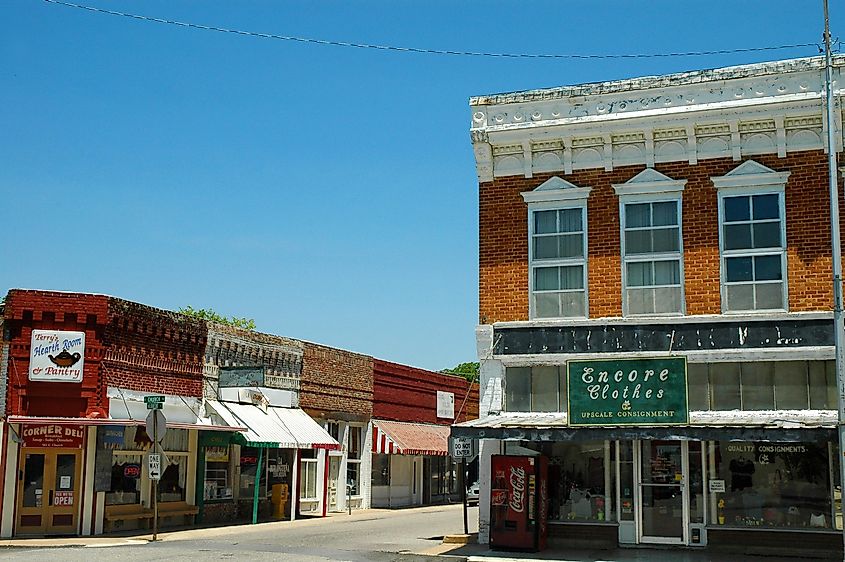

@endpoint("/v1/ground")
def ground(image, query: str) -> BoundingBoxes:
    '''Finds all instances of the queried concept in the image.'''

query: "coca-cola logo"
[509,466,526,513]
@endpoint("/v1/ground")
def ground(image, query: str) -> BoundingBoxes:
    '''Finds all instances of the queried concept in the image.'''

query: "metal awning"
[106,387,244,431]
[207,400,340,450]
[372,419,450,456]
[451,412,836,443]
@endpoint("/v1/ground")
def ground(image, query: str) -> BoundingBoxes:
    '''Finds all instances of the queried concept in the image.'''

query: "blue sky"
[1,1,840,371]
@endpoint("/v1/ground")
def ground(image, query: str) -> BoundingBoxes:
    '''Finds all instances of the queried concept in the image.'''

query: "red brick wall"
[4,290,109,417]
[103,297,206,398]
[300,342,373,421]
[372,359,479,424]
[479,150,839,322]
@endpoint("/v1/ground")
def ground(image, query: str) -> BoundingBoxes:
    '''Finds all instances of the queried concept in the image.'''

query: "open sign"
[123,464,141,478]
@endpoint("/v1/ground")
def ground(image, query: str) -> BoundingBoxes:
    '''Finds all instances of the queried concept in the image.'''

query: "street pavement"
[0,504,839,561]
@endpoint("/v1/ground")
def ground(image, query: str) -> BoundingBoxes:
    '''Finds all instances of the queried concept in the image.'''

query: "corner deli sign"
[567,357,688,426]
[29,330,85,383]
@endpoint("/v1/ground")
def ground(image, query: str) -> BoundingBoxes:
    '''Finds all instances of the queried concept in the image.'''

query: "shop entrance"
[327,456,340,512]
[16,448,83,535]
[637,440,687,544]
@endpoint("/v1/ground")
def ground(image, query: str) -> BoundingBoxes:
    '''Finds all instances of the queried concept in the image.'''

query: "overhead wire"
[43,0,825,60]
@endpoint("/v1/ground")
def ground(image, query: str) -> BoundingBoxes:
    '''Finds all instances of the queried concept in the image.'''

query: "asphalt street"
[0,504,478,561]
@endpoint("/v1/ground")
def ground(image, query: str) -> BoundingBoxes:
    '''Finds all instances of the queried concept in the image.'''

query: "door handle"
[48,490,53,506]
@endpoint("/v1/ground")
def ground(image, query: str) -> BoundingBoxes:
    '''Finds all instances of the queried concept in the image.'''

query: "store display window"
[712,441,832,529]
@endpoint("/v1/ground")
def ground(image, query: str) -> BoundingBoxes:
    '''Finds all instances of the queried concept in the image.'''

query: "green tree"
[179,306,256,330]
[440,362,479,382]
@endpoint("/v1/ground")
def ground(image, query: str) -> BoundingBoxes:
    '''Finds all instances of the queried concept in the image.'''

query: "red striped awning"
[371,419,450,456]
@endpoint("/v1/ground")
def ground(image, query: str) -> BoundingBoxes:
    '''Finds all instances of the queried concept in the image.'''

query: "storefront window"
[690,361,835,411]
[712,441,832,529]
[299,449,318,500]
[107,453,143,505]
[239,447,265,499]
[372,454,390,486]
[160,455,188,502]
[347,426,362,496]
[505,366,567,413]
[538,441,611,523]
[204,446,232,501]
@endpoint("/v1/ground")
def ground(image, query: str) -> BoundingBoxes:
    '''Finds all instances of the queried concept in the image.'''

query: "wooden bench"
[158,502,199,523]
[104,504,153,531]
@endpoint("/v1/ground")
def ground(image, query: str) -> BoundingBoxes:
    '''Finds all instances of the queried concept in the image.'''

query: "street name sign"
[145,395,165,409]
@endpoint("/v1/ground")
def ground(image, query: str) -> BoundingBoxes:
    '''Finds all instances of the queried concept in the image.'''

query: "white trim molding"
[612,168,688,197]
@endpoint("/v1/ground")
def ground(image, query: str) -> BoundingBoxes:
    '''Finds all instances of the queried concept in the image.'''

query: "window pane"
[559,208,582,232]
[726,257,753,282]
[752,222,781,249]
[754,255,782,281]
[741,363,775,410]
[652,227,680,252]
[561,291,586,317]
[809,361,837,409]
[626,203,650,227]
[535,294,559,318]
[724,196,750,222]
[687,363,710,410]
[626,230,652,254]
[653,287,682,314]
[535,210,557,234]
[652,202,678,226]
[774,361,808,410]
[711,363,741,410]
[627,262,653,287]
[752,194,779,220]
[534,236,559,259]
[726,284,754,311]
[506,368,531,412]
[532,367,559,412]
[559,234,583,258]
[560,266,584,290]
[627,288,652,314]
[724,224,752,250]
[535,267,559,291]
[654,260,680,285]
[755,283,783,309]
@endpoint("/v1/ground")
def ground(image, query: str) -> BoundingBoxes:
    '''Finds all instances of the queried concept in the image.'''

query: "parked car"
[466,481,479,505]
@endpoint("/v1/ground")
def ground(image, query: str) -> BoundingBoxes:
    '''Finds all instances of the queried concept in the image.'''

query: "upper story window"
[613,169,687,316]
[522,177,592,319]
[712,161,790,313]
[504,366,566,413]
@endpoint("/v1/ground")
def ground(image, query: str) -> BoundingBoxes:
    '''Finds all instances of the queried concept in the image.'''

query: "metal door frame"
[635,439,689,545]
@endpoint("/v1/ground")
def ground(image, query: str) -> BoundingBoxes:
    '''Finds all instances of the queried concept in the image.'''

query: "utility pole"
[823,1,845,556]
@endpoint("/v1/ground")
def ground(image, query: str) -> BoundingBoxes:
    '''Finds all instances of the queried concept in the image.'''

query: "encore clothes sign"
[567,357,688,426]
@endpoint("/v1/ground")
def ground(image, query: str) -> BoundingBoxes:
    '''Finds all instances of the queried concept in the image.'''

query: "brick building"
[371,359,478,507]
[452,56,845,556]
[0,289,476,535]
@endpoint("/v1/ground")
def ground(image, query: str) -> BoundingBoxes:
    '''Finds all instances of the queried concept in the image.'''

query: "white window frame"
[712,161,790,314]
[345,424,364,498]
[522,176,592,319]
[613,169,687,317]
[299,454,319,501]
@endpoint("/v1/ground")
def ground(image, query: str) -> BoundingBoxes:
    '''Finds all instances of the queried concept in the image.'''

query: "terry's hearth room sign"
[29,329,86,382]
[567,357,688,426]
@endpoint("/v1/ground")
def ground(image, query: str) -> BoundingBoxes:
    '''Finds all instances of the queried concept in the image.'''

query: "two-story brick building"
[453,56,845,557]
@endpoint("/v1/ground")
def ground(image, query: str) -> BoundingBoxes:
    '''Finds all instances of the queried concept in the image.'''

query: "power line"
[43,0,824,60]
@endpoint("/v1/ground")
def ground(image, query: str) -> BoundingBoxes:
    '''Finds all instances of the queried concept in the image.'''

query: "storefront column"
[478,437,497,544]
[81,426,96,535]
[251,447,264,524]
[0,425,19,538]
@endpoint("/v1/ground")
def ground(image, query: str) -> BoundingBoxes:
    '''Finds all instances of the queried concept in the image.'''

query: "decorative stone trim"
[521,176,592,204]
[612,168,687,196]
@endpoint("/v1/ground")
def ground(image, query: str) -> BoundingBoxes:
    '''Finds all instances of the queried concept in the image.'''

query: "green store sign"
[567,357,688,426]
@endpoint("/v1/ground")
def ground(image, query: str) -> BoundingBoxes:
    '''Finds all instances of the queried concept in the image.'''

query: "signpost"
[450,437,476,535]
[144,396,166,541]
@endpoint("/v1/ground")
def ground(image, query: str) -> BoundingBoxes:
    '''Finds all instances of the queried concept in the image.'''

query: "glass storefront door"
[17,449,82,535]
[327,456,340,512]
[638,440,687,544]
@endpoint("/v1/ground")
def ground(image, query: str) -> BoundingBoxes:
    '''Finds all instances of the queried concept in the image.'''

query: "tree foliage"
[179,306,256,330]
[440,361,479,382]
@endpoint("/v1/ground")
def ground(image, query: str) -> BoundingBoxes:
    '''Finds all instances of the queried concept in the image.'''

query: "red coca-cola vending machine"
[489,455,548,551]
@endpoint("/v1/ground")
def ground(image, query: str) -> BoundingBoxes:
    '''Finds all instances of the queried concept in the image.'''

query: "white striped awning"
[371,419,450,456]
[207,400,339,450]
